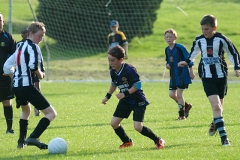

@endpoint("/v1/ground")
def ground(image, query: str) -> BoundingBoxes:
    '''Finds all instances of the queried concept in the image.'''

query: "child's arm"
[123,43,128,59]
[102,84,117,104]
[189,67,195,80]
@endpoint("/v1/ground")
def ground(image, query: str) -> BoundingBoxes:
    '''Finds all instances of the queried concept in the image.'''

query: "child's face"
[110,26,118,33]
[164,32,176,46]
[201,24,216,38]
[108,54,123,71]
[29,30,45,45]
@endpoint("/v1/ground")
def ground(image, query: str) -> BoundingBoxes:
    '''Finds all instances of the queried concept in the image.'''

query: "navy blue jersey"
[0,30,16,75]
[110,63,149,106]
[165,43,192,87]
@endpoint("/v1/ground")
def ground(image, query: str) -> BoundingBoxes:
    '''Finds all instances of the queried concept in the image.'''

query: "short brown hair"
[28,21,46,34]
[108,45,125,60]
[164,28,177,38]
[200,15,217,28]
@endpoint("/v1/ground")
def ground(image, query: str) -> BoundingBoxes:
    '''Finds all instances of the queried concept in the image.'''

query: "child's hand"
[178,61,187,67]
[116,93,125,99]
[235,70,240,77]
[166,64,171,69]
[102,97,109,104]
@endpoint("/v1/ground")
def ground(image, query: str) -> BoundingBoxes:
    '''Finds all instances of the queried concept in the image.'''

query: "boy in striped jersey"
[178,15,240,146]
[3,22,57,149]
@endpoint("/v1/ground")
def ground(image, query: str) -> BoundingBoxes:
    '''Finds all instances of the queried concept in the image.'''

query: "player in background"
[17,28,42,116]
[102,45,165,149]
[108,20,128,60]
[3,21,57,149]
[164,28,193,120]
[178,14,240,146]
[0,13,16,134]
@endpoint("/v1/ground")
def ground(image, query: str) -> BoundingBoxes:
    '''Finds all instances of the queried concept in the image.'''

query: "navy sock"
[18,119,28,143]
[114,125,131,143]
[140,126,159,143]
[3,106,13,130]
[30,117,50,138]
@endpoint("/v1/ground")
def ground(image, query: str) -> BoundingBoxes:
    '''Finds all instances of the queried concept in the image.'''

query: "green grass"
[0,82,240,159]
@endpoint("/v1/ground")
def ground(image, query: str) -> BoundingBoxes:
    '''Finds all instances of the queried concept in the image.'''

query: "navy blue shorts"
[201,77,227,99]
[13,86,50,110]
[113,100,146,122]
[0,76,14,102]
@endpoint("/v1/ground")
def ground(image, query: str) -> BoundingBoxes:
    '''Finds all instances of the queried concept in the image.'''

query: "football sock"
[185,102,189,108]
[140,126,159,143]
[30,117,50,138]
[114,125,131,143]
[214,116,227,140]
[178,104,185,116]
[3,106,13,130]
[19,119,28,142]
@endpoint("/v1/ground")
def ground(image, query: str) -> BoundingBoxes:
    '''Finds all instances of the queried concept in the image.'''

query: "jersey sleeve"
[3,51,16,74]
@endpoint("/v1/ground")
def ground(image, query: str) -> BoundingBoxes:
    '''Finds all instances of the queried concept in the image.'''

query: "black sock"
[19,119,28,143]
[178,104,185,116]
[114,125,131,143]
[30,117,50,138]
[3,106,13,130]
[185,102,189,108]
[140,126,159,143]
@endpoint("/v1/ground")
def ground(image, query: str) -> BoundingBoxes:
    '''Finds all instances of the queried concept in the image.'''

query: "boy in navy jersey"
[164,28,193,120]
[102,45,164,149]
[4,22,57,149]
[178,15,240,146]
[0,13,16,134]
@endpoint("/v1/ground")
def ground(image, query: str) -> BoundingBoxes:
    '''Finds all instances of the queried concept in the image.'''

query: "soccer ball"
[48,137,68,154]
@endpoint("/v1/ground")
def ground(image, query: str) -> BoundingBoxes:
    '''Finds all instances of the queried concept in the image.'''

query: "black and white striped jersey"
[187,32,240,78]
[3,39,44,87]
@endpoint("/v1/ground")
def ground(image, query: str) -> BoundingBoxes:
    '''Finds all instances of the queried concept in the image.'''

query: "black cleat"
[6,129,14,134]
[17,142,26,149]
[26,137,48,149]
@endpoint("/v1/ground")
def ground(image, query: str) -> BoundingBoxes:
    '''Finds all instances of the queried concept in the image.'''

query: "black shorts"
[201,77,227,99]
[169,84,189,90]
[113,100,146,122]
[13,86,50,110]
[0,76,14,102]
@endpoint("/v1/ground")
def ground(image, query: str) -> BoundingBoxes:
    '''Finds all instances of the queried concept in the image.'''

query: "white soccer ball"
[48,137,68,154]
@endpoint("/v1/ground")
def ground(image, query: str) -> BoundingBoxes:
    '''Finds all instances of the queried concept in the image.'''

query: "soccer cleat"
[119,139,133,149]
[155,138,165,149]
[6,129,14,134]
[26,137,48,149]
[34,108,40,116]
[208,122,217,136]
[222,138,230,146]
[185,103,192,118]
[17,142,26,149]
[176,116,186,120]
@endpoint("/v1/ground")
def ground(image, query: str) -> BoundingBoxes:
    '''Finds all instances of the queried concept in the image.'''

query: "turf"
[0,82,239,159]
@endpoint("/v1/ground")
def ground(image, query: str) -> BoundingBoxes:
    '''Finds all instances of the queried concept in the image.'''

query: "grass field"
[0,82,240,160]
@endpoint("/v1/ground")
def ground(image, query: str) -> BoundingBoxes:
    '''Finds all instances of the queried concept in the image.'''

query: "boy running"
[178,14,240,146]
[102,45,165,149]
[164,28,193,120]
